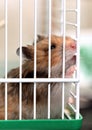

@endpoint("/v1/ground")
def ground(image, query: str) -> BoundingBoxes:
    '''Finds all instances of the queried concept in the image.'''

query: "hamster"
[0,35,76,119]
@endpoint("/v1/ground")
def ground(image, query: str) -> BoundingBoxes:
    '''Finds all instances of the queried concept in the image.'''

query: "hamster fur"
[0,35,76,119]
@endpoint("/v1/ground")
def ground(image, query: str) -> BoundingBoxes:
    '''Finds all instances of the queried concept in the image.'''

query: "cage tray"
[0,115,82,130]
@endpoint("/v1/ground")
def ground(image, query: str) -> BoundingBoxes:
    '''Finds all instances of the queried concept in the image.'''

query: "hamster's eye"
[44,44,56,52]
[51,44,56,50]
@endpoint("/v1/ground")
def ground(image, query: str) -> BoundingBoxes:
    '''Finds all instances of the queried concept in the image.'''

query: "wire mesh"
[0,0,80,120]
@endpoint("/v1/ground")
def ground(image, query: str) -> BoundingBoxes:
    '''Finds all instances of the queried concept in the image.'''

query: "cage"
[0,0,82,130]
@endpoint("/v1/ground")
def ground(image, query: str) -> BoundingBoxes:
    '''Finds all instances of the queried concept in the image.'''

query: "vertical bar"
[5,0,8,120]
[76,83,80,119]
[62,0,66,119]
[48,0,51,119]
[34,0,37,119]
[19,0,22,120]
[61,0,64,35]
[76,0,80,119]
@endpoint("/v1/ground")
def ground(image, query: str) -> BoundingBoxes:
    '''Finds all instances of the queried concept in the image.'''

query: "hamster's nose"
[70,41,76,50]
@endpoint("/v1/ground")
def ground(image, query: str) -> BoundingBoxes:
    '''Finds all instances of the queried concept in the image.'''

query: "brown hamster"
[0,35,76,119]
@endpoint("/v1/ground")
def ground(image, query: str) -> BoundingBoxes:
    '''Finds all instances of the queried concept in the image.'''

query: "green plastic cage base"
[0,115,82,130]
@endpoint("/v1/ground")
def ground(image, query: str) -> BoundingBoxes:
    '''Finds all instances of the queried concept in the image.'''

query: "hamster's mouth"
[71,55,76,64]
[65,55,76,77]
[70,55,76,66]
[65,55,76,72]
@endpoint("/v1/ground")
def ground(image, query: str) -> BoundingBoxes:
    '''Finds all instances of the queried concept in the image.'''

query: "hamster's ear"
[33,35,46,45]
[16,46,33,59]
[37,35,46,42]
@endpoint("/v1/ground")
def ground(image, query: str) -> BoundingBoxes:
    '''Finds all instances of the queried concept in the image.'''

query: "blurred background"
[0,0,92,129]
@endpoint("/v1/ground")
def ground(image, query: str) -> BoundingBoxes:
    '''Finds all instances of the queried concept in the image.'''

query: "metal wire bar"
[34,0,37,119]
[64,110,72,120]
[70,91,76,98]
[61,0,66,119]
[52,8,77,12]
[76,83,80,119]
[48,0,52,119]
[68,103,76,113]
[65,9,78,12]
[52,19,77,27]
[75,0,80,119]
[5,0,8,120]
[0,78,79,83]
[19,0,22,120]
[66,22,77,27]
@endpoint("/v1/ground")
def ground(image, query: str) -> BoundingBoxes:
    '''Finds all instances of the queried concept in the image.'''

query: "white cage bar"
[61,0,66,119]
[19,0,23,120]
[34,0,37,119]
[48,0,52,119]
[76,0,80,119]
[0,78,79,83]
[5,0,8,120]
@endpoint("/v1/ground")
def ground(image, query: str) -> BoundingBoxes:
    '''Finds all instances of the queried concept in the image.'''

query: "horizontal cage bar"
[0,78,79,83]
[52,8,77,12]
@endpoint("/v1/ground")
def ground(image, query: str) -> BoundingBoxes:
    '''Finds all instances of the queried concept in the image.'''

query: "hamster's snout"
[70,41,76,50]
[66,38,76,51]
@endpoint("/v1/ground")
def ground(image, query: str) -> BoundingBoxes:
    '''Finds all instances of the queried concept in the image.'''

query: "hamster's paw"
[65,65,76,78]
